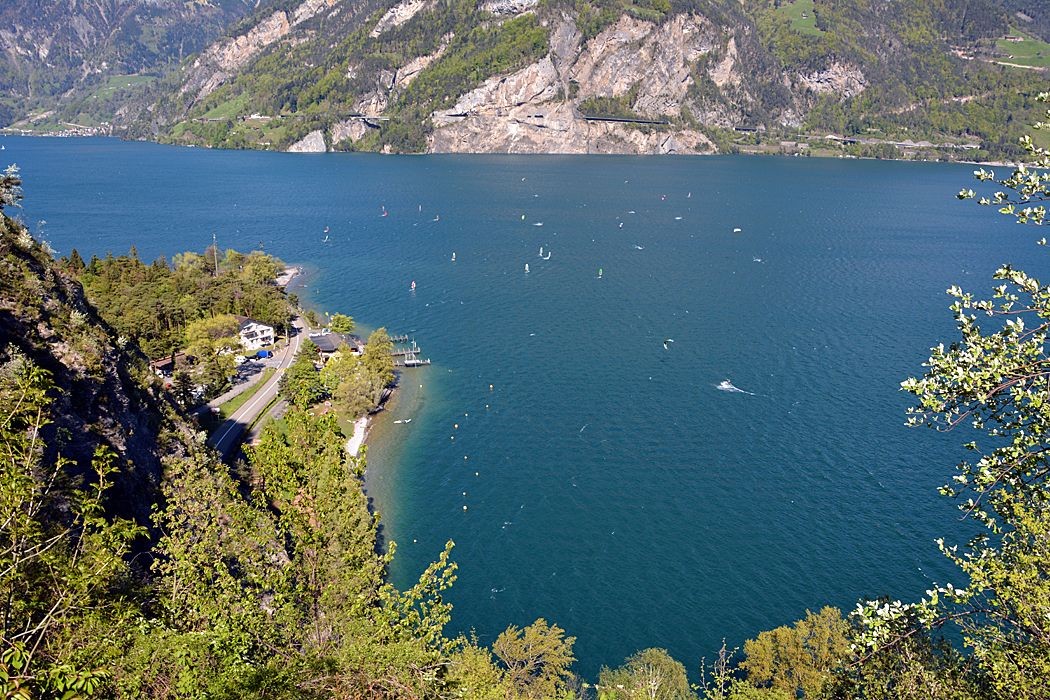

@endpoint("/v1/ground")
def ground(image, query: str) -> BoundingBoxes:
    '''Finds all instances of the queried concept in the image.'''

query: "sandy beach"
[346,415,368,457]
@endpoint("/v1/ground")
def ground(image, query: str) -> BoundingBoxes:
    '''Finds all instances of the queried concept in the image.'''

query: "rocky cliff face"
[798,61,867,100]
[145,0,1022,156]
[158,0,883,155]
[430,101,714,154]
[282,6,853,155]
[430,14,722,154]
[320,11,728,154]
[288,128,327,151]
[370,0,431,37]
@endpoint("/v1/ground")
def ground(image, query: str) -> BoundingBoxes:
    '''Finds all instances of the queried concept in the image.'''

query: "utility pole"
[212,232,219,277]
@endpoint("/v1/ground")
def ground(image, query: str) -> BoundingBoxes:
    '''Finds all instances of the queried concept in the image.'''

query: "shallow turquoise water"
[7,136,1041,678]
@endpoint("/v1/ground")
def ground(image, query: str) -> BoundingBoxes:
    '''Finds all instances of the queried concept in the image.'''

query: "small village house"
[309,331,364,362]
[236,316,275,351]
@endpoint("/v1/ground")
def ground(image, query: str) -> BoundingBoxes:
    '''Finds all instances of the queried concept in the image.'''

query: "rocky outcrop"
[344,37,451,127]
[332,119,378,145]
[430,102,713,154]
[434,58,561,121]
[287,129,327,152]
[179,0,337,105]
[429,14,718,154]
[481,0,540,16]
[395,41,450,89]
[370,0,431,37]
[709,37,740,88]
[569,14,717,115]
[180,11,291,102]
[799,62,867,99]
[293,0,339,25]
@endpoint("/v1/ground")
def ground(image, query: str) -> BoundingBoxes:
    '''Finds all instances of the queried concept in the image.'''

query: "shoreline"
[346,415,369,457]
[275,264,302,288]
[0,132,1022,168]
[280,262,377,462]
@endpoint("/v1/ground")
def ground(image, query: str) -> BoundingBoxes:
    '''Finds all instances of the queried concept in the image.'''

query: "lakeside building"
[310,331,364,361]
[236,316,275,351]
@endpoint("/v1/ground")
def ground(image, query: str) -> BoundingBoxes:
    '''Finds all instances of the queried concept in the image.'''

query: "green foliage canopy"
[846,93,1050,700]
[598,647,694,700]
[493,618,577,698]
[74,247,290,359]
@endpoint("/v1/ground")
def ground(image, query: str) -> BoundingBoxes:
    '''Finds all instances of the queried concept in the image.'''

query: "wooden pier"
[390,342,420,357]
[395,355,432,367]
[390,338,431,367]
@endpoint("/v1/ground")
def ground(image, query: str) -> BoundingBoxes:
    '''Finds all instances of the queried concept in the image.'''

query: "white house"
[236,316,274,351]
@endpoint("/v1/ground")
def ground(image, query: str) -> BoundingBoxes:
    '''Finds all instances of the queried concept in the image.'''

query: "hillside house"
[236,316,274,351]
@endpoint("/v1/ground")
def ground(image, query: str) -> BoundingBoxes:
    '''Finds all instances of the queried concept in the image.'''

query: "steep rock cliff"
[428,14,720,154]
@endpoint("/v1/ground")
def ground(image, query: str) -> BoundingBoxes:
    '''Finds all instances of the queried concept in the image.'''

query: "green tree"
[329,313,355,334]
[278,343,326,408]
[172,369,195,407]
[828,611,979,700]
[183,317,239,399]
[250,408,384,654]
[848,94,1050,699]
[123,440,301,698]
[493,618,576,699]
[361,328,395,407]
[447,636,512,699]
[184,314,240,346]
[0,165,21,211]
[597,648,694,700]
[739,607,848,698]
[66,248,86,273]
[320,352,373,417]
[0,351,144,698]
[701,642,792,700]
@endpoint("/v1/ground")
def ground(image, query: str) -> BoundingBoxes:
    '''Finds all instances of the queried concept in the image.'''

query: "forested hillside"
[119,0,1050,158]
[3,0,1048,158]
[1001,1,1050,40]
[0,0,267,130]
[5,95,1050,694]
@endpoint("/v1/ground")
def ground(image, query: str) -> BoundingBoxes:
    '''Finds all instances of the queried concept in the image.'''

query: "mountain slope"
[0,178,184,525]
[0,0,267,129]
[134,0,1050,158]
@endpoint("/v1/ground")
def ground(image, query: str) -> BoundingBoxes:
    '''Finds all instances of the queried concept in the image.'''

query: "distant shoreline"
[0,132,1019,167]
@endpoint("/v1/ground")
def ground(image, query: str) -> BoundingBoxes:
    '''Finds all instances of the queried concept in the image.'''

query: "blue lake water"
[6,136,1042,679]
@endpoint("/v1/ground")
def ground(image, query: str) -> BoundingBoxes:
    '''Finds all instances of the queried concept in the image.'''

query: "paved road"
[209,317,304,460]
[207,362,270,408]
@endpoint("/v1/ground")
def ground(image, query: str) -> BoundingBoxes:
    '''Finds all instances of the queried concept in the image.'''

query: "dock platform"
[390,337,431,367]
